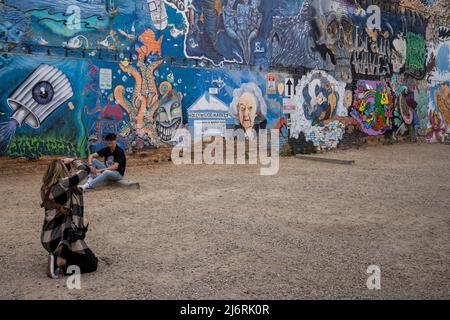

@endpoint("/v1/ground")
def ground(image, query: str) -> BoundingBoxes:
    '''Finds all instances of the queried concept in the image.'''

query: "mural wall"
[0,0,449,158]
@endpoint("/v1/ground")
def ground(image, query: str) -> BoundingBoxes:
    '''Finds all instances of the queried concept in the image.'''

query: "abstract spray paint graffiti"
[7,136,78,158]
[428,40,450,81]
[392,85,418,139]
[0,64,73,153]
[426,110,447,142]
[428,81,450,141]
[404,32,427,79]
[350,80,393,135]
[290,70,347,150]
[434,82,450,125]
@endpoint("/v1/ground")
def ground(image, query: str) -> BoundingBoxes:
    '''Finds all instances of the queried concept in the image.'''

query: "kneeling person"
[80,133,126,190]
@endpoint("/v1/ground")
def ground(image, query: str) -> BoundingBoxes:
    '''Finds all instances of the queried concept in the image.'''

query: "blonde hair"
[41,160,70,192]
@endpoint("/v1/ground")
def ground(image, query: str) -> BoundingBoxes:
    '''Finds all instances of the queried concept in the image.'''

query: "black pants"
[60,246,98,274]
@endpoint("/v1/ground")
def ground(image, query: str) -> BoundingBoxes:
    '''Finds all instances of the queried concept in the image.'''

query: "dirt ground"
[0,143,449,299]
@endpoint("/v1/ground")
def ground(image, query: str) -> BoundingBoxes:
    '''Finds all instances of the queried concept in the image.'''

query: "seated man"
[80,133,126,191]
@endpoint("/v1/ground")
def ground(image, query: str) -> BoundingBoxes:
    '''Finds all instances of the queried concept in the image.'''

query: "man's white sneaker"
[79,182,91,191]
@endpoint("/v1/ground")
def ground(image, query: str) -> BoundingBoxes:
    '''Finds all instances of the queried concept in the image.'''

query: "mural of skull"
[312,0,355,83]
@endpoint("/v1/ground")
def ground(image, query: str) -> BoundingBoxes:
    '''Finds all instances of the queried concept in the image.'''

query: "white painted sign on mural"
[99,68,112,90]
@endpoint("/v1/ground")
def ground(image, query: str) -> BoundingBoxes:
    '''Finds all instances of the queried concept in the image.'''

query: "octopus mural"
[113,29,182,149]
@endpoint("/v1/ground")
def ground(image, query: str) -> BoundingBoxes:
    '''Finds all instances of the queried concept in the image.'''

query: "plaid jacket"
[41,160,91,255]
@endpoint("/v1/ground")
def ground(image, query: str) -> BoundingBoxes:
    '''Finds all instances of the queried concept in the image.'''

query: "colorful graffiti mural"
[350,80,393,135]
[1,0,450,158]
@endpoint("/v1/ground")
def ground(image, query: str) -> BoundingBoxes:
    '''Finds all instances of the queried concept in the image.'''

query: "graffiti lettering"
[405,32,427,79]
[366,5,381,31]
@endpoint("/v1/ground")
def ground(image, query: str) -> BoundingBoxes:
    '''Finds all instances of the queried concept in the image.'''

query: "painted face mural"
[229,83,267,137]
[237,92,257,131]
[351,81,393,135]
[290,70,347,150]
[154,82,183,142]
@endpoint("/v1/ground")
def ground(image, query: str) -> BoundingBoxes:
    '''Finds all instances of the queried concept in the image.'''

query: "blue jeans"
[90,159,123,187]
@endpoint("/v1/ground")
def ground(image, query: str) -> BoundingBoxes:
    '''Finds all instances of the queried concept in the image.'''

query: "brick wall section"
[0,136,431,176]
[0,146,173,176]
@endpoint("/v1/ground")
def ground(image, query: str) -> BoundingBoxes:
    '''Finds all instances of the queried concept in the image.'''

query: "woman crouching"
[40,158,98,278]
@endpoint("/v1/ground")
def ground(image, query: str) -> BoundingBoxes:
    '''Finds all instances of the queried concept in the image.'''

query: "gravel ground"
[0,143,449,299]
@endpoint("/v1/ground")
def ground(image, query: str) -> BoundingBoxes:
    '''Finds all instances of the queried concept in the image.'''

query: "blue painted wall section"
[0,0,449,158]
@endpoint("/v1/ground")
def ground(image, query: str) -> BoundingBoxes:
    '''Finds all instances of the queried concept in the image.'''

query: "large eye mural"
[32,81,55,105]
[0,64,73,152]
